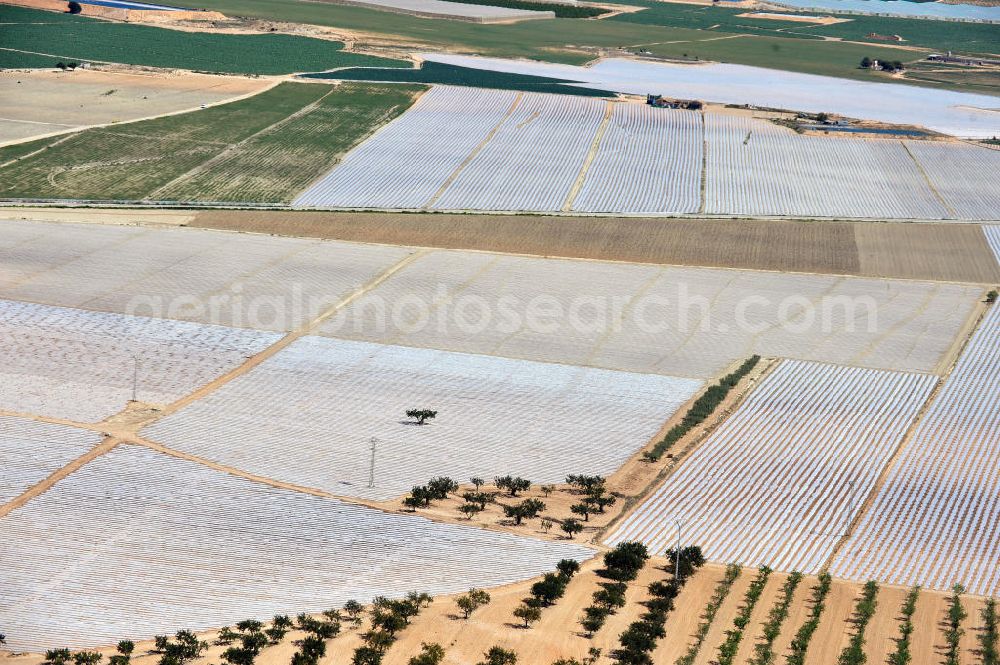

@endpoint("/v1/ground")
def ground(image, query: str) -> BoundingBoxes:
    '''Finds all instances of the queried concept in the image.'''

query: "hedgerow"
[749,572,803,665]
[887,586,920,665]
[579,542,649,637]
[980,598,999,665]
[785,573,832,665]
[837,581,879,665]
[675,564,742,665]
[943,585,967,665]
[512,559,581,628]
[437,0,608,18]
[644,356,760,461]
[716,567,772,665]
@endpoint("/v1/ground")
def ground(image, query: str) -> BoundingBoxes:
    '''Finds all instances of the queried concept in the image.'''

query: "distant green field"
[0,5,405,74]
[304,62,614,96]
[0,81,424,202]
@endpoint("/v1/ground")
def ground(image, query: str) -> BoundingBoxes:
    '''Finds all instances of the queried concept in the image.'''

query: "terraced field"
[0,416,101,506]
[605,360,937,573]
[830,304,1000,596]
[0,82,423,203]
[143,336,701,500]
[0,445,594,651]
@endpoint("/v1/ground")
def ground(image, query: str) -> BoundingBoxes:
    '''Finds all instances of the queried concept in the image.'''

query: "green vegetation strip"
[716,567,772,665]
[676,563,742,665]
[888,586,920,665]
[0,6,403,74]
[438,0,607,17]
[943,585,967,665]
[750,573,803,665]
[301,62,613,97]
[0,82,424,203]
[837,581,879,665]
[644,355,760,462]
[785,573,832,665]
[980,598,999,665]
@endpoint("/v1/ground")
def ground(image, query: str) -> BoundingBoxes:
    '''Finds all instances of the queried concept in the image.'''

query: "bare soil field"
[191,210,1000,284]
[0,70,270,146]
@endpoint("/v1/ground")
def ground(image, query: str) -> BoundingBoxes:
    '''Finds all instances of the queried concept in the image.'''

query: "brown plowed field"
[191,211,1000,284]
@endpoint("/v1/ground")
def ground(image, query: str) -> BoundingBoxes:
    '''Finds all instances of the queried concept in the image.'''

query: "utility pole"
[367,437,378,488]
[673,518,686,582]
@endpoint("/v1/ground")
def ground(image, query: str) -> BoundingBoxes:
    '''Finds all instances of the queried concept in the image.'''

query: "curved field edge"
[0,5,405,75]
[0,81,427,203]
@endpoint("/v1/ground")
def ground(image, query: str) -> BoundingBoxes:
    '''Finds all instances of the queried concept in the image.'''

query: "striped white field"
[143,336,701,500]
[985,225,1000,263]
[294,87,519,209]
[431,94,606,212]
[0,218,413,331]
[0,445,594,651]
[570,104,702,214]
[0,299,280,422]
[0,416,101,506]
[830,304,1000,595]
[325,250,980,378]
[704,114,949,219]
[605,360,936,573]
[905,141,1000,221]
[329,0,551,20]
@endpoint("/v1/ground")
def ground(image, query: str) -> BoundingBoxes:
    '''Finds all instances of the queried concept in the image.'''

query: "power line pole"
[673,518,686,582]
[367,437,378,489]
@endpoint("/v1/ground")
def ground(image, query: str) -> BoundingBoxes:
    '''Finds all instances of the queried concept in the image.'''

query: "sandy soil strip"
[561,100,614,212]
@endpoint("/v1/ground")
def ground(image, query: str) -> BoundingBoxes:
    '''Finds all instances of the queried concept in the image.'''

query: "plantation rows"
[0,416,100,505]
[0,299,279,422]
[606,360,937,573]
[831,304,1000,596]
[143,335,700,500]
[0,445,594,652]
[985,226,1000,263]
[295,86,1000,220]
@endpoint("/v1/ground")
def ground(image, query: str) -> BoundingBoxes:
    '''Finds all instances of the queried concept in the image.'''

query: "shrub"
[406,409,437,425]
[987,289,998,304]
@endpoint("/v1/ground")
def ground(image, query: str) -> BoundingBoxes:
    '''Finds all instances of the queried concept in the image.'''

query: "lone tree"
[513,604,542,628]
[406,409,437,425]
[477,647,517,665]
[986,289,998,304]
[67,1,82,12]
[860,56,872,69]
[456,588,491,619]
[560,518,584,539]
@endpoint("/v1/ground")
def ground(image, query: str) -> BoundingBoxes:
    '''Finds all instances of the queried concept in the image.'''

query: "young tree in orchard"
[561,518,583,539]
[494,476,531,497]
[457,588,492,619]
[459,503,484,520]
[513,604,542,628]
[406,409,437,425]
[503,498,545,525]
[478,647,517,665]
[408,643,445,665]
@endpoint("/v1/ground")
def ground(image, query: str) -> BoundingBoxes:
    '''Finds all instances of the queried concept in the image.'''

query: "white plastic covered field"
[143,336,701,499]
[0,416,101,506]
[905,141,1000,221]
[830,305,1000,595]
[0,299,280,422]
[605,360,936,573]
[570,104,702,214]
[0,445,594,651]
[0,219,414,331]
[986,225,1000,263]
[325,250,980,378]
[704,114,948,219]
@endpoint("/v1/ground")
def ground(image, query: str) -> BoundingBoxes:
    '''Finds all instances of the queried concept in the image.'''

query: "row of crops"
[0,417,100,505]
[0,298,280,423]
[605,360,937,573]
[295,86,1000,220]
[142,335,701,500]
[0,444,594,651]
[830,304,1000,596]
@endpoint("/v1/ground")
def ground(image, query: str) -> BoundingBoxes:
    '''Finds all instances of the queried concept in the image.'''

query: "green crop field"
[304,62,613,96]
[0,5,405,74]
[0,81,424,203]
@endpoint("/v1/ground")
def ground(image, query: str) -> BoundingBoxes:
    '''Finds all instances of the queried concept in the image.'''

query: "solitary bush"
[406,409,437,425]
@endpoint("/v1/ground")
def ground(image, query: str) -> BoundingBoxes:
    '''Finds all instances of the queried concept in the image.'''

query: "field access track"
[142,336,701,500]
[605,360,935,573]
[830,304,1000,596]
[0,445,594,651]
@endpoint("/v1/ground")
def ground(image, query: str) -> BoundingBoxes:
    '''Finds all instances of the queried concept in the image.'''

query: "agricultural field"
[0,444,594,651]
[295,86,1000,219]
[317,0,552,21]
[0,416,101,505]
[192,210,1000,284]
[0,82,424,203]
[0,298,280,422]
[605,359,937,573]
[142,336,701,499]
[0,219,414,331]
[328,249,982,377]
[0,71,270,146]
[0,6,404,74]
[830,304,1000,596]
[987,225,1000,262]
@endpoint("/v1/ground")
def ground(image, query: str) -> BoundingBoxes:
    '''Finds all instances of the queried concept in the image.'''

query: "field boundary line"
[561,100,613,212]
[595,356,780,545]
[145,248,430,421]
[0,437,120,519]
[0,133,75,169]
[821,295,990,571]
[143,87,335,201]
[422,93,524,210]
[901,140,956,218]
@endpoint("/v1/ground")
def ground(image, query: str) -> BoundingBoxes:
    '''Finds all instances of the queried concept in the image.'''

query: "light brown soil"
[737,11,850,24]
[190,210,1000,284]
